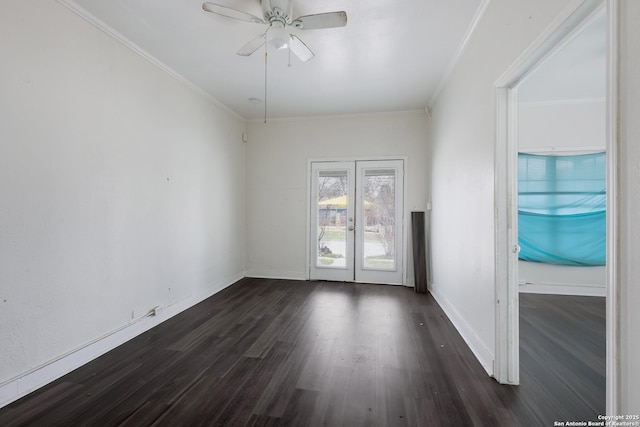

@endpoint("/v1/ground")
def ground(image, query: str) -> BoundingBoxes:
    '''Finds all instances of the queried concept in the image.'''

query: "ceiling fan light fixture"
[267,22,290,50]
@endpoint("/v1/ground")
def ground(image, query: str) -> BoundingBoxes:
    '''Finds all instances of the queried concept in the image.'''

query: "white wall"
[518,100,605,150]
[245,112,430,283]
[618,0,640,413]
[518,100,606,294]
[428,0,576,374]
[0,0,246,402]
[518,262,605,296]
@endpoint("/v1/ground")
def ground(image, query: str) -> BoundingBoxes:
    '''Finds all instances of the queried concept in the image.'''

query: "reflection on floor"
[0,279,606,426]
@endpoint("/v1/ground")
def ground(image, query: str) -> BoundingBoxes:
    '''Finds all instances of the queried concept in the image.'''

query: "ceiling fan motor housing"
[201,0,345,61]
[262,0,293,24]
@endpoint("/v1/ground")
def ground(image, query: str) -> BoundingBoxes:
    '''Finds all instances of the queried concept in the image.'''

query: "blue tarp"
[518,152,606,266]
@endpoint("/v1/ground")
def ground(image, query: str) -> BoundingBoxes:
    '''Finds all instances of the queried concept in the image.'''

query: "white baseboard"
[428,282,495,376]
[245,270,306,281]
[0,272,245,410]
[518,281,606,297]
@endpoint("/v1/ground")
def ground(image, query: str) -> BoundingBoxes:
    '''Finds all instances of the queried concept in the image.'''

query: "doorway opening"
[308,159,405,285]
[494,0,616,411]
[515,10,607,414]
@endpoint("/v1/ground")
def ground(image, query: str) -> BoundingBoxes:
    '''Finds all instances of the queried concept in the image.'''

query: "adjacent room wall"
[518,99,606,296]
[0,0,246,403]
[245,112,430,283]
[518,100,605,150]
[518,262,605,295]
[618,0,640,413]
[427,0,575,374]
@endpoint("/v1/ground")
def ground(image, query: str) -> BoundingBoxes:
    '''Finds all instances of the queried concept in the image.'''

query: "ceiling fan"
[202,0,347,62]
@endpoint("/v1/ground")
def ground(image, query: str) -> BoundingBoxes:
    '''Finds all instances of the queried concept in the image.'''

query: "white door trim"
[306,156,409,286]
[604,0,619,415]
[493,1,617,413]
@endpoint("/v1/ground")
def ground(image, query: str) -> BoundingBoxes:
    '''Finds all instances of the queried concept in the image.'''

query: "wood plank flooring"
[519,293,606,424]
[0,279,605,426]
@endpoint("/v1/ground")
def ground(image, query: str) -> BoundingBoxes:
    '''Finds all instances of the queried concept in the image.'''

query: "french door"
[309,160,404,285]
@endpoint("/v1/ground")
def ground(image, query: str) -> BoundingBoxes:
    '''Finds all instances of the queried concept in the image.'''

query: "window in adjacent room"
[518,152,606,266]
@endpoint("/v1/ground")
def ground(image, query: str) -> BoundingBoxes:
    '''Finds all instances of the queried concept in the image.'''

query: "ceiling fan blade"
[202,2,265,24]
[237,33,266,56]
[291,11,347,30]
[290,35,315,62]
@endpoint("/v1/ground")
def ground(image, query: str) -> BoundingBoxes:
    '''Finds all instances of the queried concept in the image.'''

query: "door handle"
[348,226,354,231]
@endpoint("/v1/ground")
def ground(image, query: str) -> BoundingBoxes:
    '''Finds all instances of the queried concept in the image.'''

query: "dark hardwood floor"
[519,293,606,423]
[0,279,605,426]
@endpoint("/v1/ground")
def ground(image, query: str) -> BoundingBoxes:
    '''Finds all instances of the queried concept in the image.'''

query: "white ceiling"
[59,0,484,120]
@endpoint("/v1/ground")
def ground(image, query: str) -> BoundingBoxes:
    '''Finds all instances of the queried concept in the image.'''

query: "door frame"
[306,156,409,286]
[493,0,618,412]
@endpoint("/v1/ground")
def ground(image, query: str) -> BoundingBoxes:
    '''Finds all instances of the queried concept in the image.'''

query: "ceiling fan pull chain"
[264,44,268,123]
[201,2,348,119]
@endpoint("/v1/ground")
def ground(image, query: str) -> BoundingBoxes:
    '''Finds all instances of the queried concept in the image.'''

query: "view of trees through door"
[310,160,404,285]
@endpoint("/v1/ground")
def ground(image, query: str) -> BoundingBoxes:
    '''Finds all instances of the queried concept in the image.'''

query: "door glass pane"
[317,171,348,268]
[363,169,396,270]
